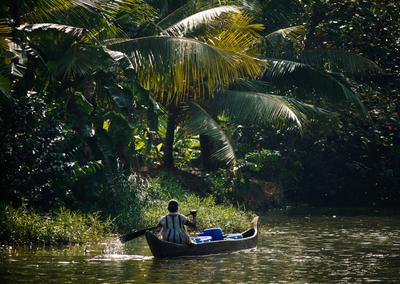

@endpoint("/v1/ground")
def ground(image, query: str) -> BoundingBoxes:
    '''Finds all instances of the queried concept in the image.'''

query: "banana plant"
[0,0,159,199]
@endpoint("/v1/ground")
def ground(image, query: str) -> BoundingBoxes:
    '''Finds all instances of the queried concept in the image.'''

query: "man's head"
[168,199,179,213]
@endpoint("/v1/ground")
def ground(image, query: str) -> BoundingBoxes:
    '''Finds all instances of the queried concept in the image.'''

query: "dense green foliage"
[201,0,400,208]
[251,0,400,206]
[0,0,399,246]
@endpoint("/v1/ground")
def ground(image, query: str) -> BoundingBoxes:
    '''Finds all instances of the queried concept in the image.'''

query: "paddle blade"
[119,225,159,243]
[119,229,146,243]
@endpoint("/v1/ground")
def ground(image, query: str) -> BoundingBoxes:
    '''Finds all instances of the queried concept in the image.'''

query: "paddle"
[119,210,197,243]
[119,225,159,243]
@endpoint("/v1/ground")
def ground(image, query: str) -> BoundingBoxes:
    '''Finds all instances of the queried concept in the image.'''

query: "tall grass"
[0,205,110,246]
[136,173,254,233]
[142,195,254,233]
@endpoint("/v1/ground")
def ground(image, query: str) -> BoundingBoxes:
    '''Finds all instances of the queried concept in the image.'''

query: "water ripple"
[1,214,400,283]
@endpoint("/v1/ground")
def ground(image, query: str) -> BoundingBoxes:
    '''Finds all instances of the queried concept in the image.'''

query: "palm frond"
[186,102,236,165]
[204,12,264,57]
[265,25,304,48]
[0,19,12,51]
[156,0,206,29]
[157,0,260,30]
[18,23,85,38]
[262,58,366,113]
[224,11,265,34]
[217,90,308,131]
[23,0,98,23]
[0,73,11,96]
[279,97,333,118]
[226,79,335,119]
[22,1,124,40]
[301,49,382,76]
[107,36,263,104]
[230,79,275,92]
[104,0,156,18]
[207,29,261,55]
[162,6,241,36]
[23,0,133,21]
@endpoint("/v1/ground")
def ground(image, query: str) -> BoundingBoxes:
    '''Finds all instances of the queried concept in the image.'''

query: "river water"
[1,210,400,283]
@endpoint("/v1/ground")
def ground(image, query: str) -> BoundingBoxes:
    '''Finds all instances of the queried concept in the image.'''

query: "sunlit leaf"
[18,23,85,38]
[135,140,145,150]
[107,36,263,104]
[157,0,261,30]
[217,90,308,130]
[162,6,241,36]
[0,19,12,51]
[265,25,305,48]
[103,119,111,131]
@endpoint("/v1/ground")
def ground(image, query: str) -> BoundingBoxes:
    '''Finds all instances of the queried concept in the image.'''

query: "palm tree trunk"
[164,106,177,169]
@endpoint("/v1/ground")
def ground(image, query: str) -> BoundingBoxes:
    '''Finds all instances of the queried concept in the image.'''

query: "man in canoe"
[159,199,197,245]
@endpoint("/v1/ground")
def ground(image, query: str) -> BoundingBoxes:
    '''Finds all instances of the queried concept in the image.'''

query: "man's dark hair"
[168,199,179,213]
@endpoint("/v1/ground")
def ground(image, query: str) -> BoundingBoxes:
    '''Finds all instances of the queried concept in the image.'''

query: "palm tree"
[103,0,381,171]
[106,5,264,168]
[2,0,380,173]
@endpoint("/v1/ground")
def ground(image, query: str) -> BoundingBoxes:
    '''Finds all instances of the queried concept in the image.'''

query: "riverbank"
[0,173,255,246]
[2,213,400,283]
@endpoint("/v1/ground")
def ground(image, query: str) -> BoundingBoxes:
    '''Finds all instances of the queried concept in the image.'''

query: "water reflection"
[1,214,400,283]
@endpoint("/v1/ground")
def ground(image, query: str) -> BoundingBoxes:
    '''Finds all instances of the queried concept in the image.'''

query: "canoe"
[145,216,259,258]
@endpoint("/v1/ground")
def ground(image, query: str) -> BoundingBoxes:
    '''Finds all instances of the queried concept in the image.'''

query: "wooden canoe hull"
[145,216,259,258]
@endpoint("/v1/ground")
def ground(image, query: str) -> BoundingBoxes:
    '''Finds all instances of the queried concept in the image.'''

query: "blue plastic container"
[191,236,212,244]
[224,233,243,240]
[197,227,224,241]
